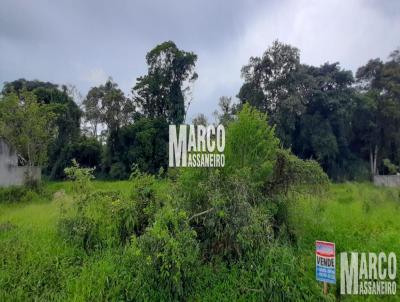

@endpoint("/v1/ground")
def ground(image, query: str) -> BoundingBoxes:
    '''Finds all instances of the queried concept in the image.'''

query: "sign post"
[316,241,336,294]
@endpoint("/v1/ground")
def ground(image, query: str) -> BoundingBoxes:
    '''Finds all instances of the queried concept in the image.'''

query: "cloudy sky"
[1,0,399,120]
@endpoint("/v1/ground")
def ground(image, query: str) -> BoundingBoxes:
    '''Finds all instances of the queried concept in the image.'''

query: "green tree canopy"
[0,91,56,176]
[2,79,82,179]
[354,50,400,175]
[83,78,134,137]
[132,41,198,124]
[238,41,357,179]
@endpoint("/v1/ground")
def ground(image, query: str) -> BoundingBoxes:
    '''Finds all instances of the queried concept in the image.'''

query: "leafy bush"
[0,186,29,203]
[224,103,279,188]
[240,244,329,301]
[104,117,169,179]
[122,205,199,301]
[64,159,94,194]
[109,162,128,179]
[59,161,166,251]
[268,149,329,196]
[383,158,398,175]
[60,161,119,250]
[177,106,329,261]
[47,136,102,180]
[0,185,46,203]
[58,215,100,251]
[181,170,274,261]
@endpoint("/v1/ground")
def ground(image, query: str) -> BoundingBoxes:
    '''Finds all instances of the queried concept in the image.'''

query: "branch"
[188,207,214,221]
[241,287,262,293]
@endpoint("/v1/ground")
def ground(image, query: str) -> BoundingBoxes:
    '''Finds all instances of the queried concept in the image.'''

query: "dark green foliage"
[238,40,396,180]
[0,184,49,203]
[269,149,329,196]
[109,162,128,179]
[122,206,199,301]
[1,79,83,179]
[353,52,400,176]
[58,215,100,252]
[179,168,274,261]
[0,186,29,203]
[50,136,102,179]
[31,85,82,178]
[105,117,169,178]
[224,103,279,188]
[133,41,198,124]
[59,162,164,250]
[83,79,134,136]
[68,137,102,169]
[178,106,282,261]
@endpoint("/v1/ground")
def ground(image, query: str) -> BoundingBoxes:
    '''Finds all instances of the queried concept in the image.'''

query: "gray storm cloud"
[1,0,399,120]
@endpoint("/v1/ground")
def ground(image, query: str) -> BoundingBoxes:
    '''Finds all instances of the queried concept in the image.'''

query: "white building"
[0,139,41,187]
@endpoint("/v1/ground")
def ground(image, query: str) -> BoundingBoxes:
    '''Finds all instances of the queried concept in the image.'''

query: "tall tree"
[238,41,357,179]
[238,40,306,147]
[2,79,82,179]
[355,50,400,175]
[192,113,208,126]
[293,63,355,179]
[83,78,134,137]
[213,96,236,125]
[132,41,198,124]
[0,91,56,181]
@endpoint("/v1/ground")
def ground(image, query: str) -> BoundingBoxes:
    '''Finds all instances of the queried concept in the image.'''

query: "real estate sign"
[316,240,336,284]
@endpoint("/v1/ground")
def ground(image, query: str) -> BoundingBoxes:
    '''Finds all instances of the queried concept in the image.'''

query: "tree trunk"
[26,142,33,184]
[370,146,373,176]
[369,145,378,176]
[93,122,98,139]
[373,145,378,175]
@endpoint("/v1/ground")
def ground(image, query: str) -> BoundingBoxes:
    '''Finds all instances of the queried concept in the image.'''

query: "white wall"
[0,139,41,187]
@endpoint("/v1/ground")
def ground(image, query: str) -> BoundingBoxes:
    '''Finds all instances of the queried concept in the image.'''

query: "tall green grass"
[289,183,400,301]
[0,181,399,301]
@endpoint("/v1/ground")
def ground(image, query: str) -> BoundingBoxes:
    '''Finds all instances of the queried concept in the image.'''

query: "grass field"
[0,181,399,301]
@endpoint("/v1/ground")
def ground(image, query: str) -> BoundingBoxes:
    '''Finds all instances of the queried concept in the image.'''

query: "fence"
[373,175,400,187]
[0,166,41,187]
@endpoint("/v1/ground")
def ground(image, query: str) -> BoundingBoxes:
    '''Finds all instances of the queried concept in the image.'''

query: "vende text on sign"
[316,240,336,284]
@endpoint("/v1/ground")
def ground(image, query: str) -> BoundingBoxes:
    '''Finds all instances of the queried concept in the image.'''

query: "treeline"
[238,42,400,180]
[1,40,399,181]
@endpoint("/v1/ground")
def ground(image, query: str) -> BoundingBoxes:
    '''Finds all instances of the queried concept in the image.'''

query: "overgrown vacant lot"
[0,181,399,301]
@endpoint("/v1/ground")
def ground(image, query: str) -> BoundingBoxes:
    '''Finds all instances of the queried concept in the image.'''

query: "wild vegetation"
[1,177,399,300]
[1,40,400,301]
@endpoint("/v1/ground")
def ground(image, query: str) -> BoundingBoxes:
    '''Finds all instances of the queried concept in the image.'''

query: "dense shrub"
[52,105,336,300]
[268,149,329,196]
[239,244,330,301]
[104,117,169,179]
[48,135,101,180]
[177,105,280,260]
[109,162,129,179]
[0,186,29,203]
[122,205,199,301]
[0,184,47,203]
[59,161,166,250]
[179,169,274,261]
[224,103,279,188]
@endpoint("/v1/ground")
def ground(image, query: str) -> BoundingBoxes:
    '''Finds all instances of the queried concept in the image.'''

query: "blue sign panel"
[316,241,336,284]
